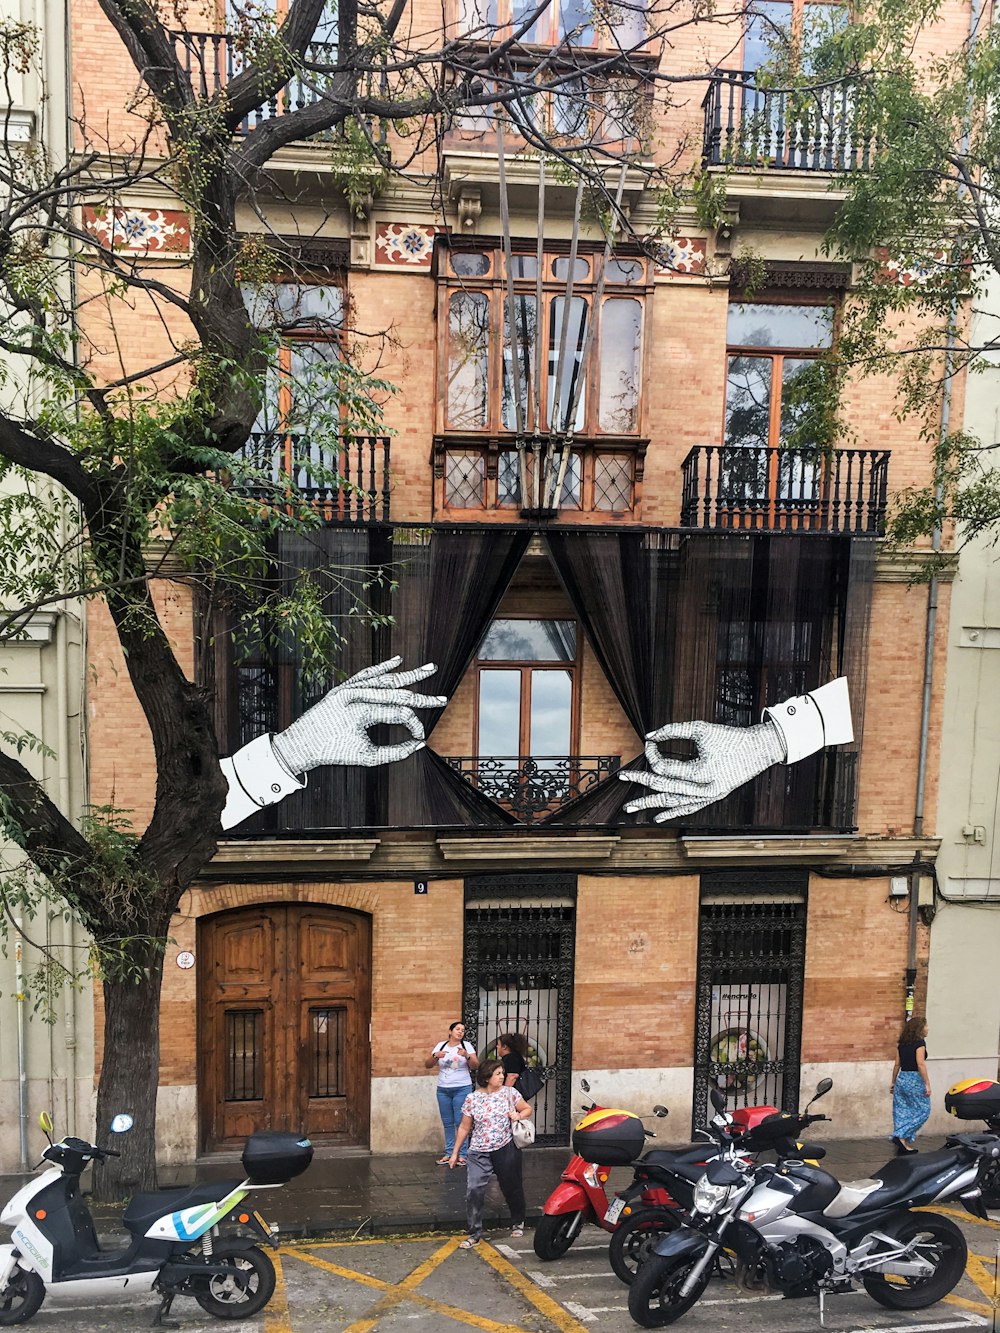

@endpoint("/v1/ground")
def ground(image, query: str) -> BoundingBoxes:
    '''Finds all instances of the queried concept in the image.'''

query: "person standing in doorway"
[890,1016,932,1154]
[427,1022,478,1165]
[497,1033,528,1088]
[449,1059,531,1247]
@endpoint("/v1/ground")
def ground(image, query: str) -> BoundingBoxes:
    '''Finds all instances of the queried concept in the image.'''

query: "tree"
[0,0,753,1194]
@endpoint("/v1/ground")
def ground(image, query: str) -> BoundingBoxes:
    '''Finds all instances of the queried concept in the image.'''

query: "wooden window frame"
[473,617,582,759]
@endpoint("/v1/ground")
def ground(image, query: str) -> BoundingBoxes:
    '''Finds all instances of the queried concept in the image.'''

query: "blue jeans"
[437,1084,472,1158]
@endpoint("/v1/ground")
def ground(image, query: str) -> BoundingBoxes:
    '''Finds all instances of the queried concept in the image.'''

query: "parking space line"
[961,1250,1000,1311]
[284,1246,391,1293]
[476,1240,597,1333]
[264,1251,293,1333]
[930,1207,1000,1233]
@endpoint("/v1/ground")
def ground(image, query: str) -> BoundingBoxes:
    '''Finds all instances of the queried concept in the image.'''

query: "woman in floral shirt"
[449,1059,531,1247]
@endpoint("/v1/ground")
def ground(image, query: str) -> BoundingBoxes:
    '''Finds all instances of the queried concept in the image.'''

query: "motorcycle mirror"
[652,1105,669,1118]
[110,1113,134,1134]
[814,1078,833,1098]
[38,1111,53,1139]
[579,1079,591,1094]
[710,1088,727,1113]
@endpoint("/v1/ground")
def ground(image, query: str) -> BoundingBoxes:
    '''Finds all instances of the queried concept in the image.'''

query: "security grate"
[224,1010,263,1102]
[309,1007,346,1098]
[462,892,576,1143]
[692,897,806,1133]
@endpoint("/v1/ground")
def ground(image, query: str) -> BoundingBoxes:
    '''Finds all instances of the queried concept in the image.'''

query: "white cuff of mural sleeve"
[763,677,853,765]
[220,733,306,830]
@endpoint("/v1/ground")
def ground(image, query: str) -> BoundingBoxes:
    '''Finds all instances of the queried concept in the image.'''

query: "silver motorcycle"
[628,1079,1000,1328]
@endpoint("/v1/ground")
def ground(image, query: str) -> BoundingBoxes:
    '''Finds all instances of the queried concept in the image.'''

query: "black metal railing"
[679,445,889,534]
[702,70,876,171]
[170,32,340,131]
[444,755,621,824]
[235,430,391,523]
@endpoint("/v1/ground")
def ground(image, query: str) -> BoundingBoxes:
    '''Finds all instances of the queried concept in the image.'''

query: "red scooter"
[533,1081,777,1262]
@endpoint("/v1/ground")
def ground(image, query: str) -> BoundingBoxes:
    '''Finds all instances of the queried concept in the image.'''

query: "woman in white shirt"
[425,1021,479,1165]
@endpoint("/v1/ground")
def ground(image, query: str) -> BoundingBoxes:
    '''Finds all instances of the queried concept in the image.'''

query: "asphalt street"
[18,1208,1000,1333]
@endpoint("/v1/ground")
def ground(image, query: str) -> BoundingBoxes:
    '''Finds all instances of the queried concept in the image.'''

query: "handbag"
[514,1064,545,1101]
[511,1116,536,1148]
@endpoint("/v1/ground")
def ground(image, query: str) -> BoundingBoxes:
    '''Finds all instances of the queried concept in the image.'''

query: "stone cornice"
[875,547,958,584]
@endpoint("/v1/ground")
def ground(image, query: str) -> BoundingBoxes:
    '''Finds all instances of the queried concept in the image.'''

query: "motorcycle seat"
[642,1147,709,1169]
[122,1180,243,1236]
[873,1147,965,1192]
[822,1177,882,1218]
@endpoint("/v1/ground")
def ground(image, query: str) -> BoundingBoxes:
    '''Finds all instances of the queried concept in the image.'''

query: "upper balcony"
[702,71,876,174]
[233,431,391,523]
[680,444,889,535]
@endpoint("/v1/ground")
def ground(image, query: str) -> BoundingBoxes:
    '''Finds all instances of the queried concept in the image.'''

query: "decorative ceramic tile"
[82,206,192,256]
[877,247,949,286]
[374,222,437,268]
[653,235,707,276]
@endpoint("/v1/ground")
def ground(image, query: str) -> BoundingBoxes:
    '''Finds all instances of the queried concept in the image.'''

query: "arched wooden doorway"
[198,904,371,1151]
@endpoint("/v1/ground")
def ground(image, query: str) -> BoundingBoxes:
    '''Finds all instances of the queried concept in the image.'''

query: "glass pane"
[560,451,582,507]
[502,295,537,430]
[743,0,793,70]
[310,1007,345,1098]
[605,259,643,285]
[593,454,634,510]
[479,619,577,661]
[801,2,848,74]
[727,303,834,349]
[725,354,773,449]
[548,296,588,431]
[559,0,594,42]
[458,0,496,31]
[224,1010,263,1102]
[447,291,490,429]
[478,669,521,754]
[498,451,522,505]
[288,341,340,435]
[778,357,826,500]
[445,452,485,506]
[511,0,542,41]
[529,670,572,754]
[552,77,591,137]
[553,257,590,281]
[451,251,491,277]
[599,298,642,432]
[509,255,537,279]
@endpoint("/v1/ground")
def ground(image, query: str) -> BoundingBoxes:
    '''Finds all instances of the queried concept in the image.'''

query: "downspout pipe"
[908,0,984,1004]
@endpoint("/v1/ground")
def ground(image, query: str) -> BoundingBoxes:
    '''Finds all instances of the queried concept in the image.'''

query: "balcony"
[170,31,342,132]
[444,755,621,824]
[702,71,875,172]
[680,445,889,535]
[234,431,391,523]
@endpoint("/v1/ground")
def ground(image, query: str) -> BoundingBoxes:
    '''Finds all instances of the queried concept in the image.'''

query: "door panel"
[200,905,371,1150]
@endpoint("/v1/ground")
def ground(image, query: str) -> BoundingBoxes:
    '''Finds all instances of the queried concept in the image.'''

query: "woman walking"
[449,1060,531,1247]
[890,1016,932,1154]
[426,1021,478,1165]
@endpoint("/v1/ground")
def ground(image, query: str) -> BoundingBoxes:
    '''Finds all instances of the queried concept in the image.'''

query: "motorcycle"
[0,1112,313,1327]
[607,1101,778,1285]
[628,1078,1000,1328]
[945,1077,1000,1208]
[533,1081,670,1261]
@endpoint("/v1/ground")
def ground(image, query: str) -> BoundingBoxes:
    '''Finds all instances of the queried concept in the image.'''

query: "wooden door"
[199,905,371,1150]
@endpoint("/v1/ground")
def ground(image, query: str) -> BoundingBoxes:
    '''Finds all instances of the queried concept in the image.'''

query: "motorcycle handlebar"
[101,1148,121,1158]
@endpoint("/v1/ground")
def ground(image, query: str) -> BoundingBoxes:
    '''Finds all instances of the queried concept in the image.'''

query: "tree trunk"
[92,945,168,1199]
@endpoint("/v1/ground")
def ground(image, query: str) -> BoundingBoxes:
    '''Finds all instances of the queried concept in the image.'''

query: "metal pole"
[905,854,920,1020]
[544,178,584,510]
[496,117,528,518]
[15,925,28,1169]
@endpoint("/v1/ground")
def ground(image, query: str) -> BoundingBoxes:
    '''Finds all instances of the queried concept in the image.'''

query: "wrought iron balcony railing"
[444,755,621,824]
[702,71,876,172]
[235,430,391,523]
[680,445,889,535]
[170,32,342,132]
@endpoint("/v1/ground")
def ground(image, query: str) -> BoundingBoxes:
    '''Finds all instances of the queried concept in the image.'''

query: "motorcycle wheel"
[533,1211,584,1261]
[609,1208,681,1286]
[0,1267,45,1326]
[862,1213,967,1311]
[193,1245,276,1319]
[627,1251,712,1328]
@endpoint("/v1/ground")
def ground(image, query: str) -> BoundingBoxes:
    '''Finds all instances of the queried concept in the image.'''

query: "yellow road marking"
[264,1251,293,1333]
[285,1239,536,1333]
[964,1250,1000,1310]
[925,1204,1000,1231]
[476,1240,594,1333]
[941,1291,995,1315]
[294,1234,457,1249]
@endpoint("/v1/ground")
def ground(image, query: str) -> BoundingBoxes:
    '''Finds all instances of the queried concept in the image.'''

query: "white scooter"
[0,1112,312,1326]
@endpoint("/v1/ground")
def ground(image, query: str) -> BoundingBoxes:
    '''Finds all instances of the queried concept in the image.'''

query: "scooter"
[0,1112,313,1327]
[945,1077,1000,1208]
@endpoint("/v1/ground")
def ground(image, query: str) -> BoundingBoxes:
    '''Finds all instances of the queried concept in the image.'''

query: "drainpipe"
[15,927,28,1170]
[908,0,984,1007]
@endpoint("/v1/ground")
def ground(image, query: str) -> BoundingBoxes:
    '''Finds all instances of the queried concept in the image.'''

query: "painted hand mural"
[220,657,446,830]
[619,677,853,823]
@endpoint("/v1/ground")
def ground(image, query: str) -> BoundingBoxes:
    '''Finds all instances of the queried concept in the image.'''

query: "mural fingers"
[367,737,425,765]
[347,688,448,709]
[362,704,426,740]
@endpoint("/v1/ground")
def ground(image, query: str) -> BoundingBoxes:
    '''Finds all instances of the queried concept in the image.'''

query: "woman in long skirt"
[890,1016,931,1154]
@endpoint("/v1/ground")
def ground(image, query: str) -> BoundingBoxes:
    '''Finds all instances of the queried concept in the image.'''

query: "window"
[743,0,846,72]
[723,300,834,509]
[457,0,646,50]
[477,619,578,757]
[436,247,647,514]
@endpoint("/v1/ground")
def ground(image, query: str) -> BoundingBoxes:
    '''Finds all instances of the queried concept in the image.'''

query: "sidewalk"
[8,1134,945,1241]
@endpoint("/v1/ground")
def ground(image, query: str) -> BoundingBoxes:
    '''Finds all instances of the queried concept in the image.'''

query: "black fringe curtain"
[544,531,876,832]
[219,525,529,833]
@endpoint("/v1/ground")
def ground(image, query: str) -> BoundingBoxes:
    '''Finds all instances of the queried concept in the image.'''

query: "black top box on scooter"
[571,1108,646,1166]
[242,1131,314,1184]
[945,1079,1000,1124]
